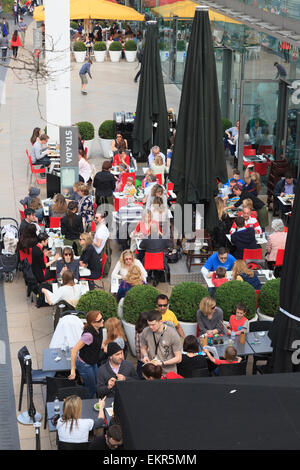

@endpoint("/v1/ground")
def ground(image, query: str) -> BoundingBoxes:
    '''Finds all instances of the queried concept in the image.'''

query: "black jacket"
[93,170,116,197]
[274,178,297,197]
[231,227,258,260]
[97,359,138,398]
[233,189,264,210]
[60,214,84,240]
[139,236,171,253]
[80,244,101,279]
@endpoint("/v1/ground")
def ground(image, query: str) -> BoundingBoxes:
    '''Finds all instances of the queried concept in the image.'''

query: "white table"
[243,154,266,164]
[226,233,268,245]
[52,280,89,296]
[277,196,294,206]
[110,276,120,293]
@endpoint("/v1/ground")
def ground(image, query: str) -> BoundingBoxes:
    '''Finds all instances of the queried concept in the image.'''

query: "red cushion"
[144,252,164,270]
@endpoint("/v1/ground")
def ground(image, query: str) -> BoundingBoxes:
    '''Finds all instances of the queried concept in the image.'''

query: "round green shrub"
[98,120,116,139]
[159,41,168,51]
[76,121,95,140]
[169,282,208,323]
[176,40,186,52]
[125,40,137,51]
[94,41,106,51]
[221,117,232,134]
[76,291,118,322]
[123,285,160,325]
[215,280,257,321]
[73,41,86,52]
[109,41,122,51]
[70,21,78,30]
[258,278,280,318]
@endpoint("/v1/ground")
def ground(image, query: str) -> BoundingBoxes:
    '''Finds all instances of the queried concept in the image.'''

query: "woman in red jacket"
[10,30,22,58]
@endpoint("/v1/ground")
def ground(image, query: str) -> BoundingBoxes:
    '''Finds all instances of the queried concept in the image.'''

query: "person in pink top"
[10,30,22,58]
[265,218,287,269]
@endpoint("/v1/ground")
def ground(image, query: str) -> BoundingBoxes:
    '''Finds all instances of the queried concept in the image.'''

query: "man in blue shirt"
[79,59,92,94]
[201,247,236,278]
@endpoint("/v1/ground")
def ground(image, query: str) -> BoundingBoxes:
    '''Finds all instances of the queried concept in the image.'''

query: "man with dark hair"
[79,59,92,94]
[89,423,123,450]
[201,247,236,278]
[97,342,138,398]
[19,208,38,235]
[156,294,185,338]
[274,172,297,215]
[231,216,258,260]
[140,310,182,374]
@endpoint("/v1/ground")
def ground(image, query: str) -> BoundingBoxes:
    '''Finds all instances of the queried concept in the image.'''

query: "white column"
[44,0,71,143]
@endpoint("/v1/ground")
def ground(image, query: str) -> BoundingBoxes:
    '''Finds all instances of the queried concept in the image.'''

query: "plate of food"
[94,402,100,411]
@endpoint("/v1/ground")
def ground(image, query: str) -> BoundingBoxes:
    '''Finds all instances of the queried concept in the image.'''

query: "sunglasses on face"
[157,304,168,307]
[64,253,72,257]
[94,317,103,323]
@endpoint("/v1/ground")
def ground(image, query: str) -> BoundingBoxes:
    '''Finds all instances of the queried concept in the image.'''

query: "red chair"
[254,162,269,176]
[274,249,285,267]
[50,217,62,228]
[283,226,288,233]
[258,145,273,155]
[90,221,96,232]
[19,209,25,221]
[112,154,130,167]
[244,145,252,151]
[243,248,262,260]
[244,149,256,157]
[167,182,174,191]
[19,249,32,265]
[79,254,107,289]
[155,174,163,185]
[26,150,46,185]
[144,252,167,284]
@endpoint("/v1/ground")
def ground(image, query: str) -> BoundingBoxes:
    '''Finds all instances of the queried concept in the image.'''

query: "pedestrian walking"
[12,1,21,25]
[1,18,10,37]
[0,34,9,62]
[79,59,92,95]
[274,62,287,79]
[134,45,143,83]
[10,30,22,59]
[18,17,27,46]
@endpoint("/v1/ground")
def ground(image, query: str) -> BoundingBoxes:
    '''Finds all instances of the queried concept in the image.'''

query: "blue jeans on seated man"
[36,156,51,167]
[76,358,98,398]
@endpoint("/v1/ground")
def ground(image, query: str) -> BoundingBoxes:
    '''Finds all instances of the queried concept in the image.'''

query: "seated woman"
[49,194,68,218]
[56,247,80,281]
[117,265,146,301]
[17,223,38,262]
[111,132,128,153]
[77,184,94,230]
[211,196,232,250]
[231,260,262,290]
[111,249,147,282]
[60,201,84,256]
[42,270,82,307]
[79,232,101,280]
[130,210,161,253]
[78,149,92,184]
[145,184,168,210]
[141,169,153,191]
[197,296,224,337]
[28,197,43,224]
[177,335,209,378]
[31,233,60,283]
[68,182,82,204]
[244,165,261,196]
[265,218,287,269]
[142,362,183,380]
[150,155,166,184]
[150,196,169,234]
[57,395,106,445]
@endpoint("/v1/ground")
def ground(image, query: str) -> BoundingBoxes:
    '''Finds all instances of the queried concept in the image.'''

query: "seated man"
[140,309,182,375]
[148,145,166,167]
[201,247,236,278]
[31,134,51,167]
[230,206,262,235]
[97,342,138,398]
[226,184,266,232]
[274,172,297,215]
[156,294,185,339]
[230,216,258,260]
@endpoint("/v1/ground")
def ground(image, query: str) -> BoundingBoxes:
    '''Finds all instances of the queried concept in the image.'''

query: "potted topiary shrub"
[176,40,186,63]
[109,41,122,63]
[221,118,233,134]
[70,21,78,30]
[76,290,118,341]
[122,285,160,356]
[93,41,107,62]
[76,121,95,158]
[258,278,280,321]
[98,120,116,158]
[73,41,86,63]
[159,41,169,62]
[215,280,257,323]
[124,39,137,62]
[169,282,208,336]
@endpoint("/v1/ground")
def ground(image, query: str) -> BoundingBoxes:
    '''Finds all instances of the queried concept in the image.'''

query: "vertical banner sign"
[59,126,79,197]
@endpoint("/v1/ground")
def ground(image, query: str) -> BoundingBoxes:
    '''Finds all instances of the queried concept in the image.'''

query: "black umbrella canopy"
[169,6,227,230]
[269,181,300,373]
[132,21,169,161]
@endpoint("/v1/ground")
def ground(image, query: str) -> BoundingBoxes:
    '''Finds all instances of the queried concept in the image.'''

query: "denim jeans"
[76,358,98,398]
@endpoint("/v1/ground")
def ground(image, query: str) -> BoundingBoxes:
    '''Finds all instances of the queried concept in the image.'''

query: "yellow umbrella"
[33,0,144,22]
[152,0,241,24]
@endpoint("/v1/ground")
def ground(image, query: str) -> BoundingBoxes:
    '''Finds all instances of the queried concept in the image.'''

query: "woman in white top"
[42,270,82,308]
[145,184,168,210]
[150,155,166,184]
[56,395,106,444]
[78,149,92,184]
[111,249,147,282]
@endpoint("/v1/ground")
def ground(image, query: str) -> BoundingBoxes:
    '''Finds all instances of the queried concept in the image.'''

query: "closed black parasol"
[132,21,169,161]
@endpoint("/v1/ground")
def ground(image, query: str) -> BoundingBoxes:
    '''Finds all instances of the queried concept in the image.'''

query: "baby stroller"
[0,218,19,282]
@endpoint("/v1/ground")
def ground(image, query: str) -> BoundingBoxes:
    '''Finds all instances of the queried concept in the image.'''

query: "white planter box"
[94,50,106,62]
[178,321,197,337]
[125,50,137,62]
[249,313,258,323]
[176,51,185,63]
[99,137,113,158]
[257,308,274,322]
[109,50,122,63]
[122,319,136,357]
[160,51,169,62]
[74,51,86,63]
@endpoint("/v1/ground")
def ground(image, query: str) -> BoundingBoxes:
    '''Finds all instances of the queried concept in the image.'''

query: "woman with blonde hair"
[29,196,43,223]
[150,196,168,226]
[211,197,232,249]
[68,310,104,398]
[244,166,261,196]
[49,193,68,218]
[56,394,106,444]
[197,296,224,336]
[231,260,262,290]
[146,184,168,210]
[117,265,146,301]
[79,232,101,280]
[150,154,166,184]
[111,249,147,282]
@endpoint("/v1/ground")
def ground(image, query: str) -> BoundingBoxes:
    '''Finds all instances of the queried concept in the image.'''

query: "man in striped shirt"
[230,207,262,235]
